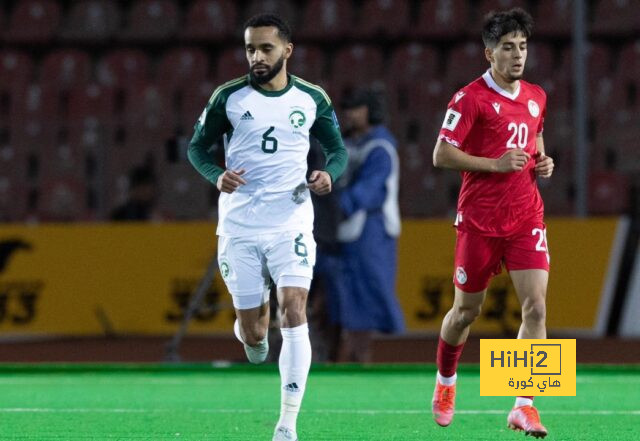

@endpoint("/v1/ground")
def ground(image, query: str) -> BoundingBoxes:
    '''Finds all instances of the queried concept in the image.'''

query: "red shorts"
[453,223,550,292]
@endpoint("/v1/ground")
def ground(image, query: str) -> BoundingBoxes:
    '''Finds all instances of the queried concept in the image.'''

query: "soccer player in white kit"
[188,13,347,441]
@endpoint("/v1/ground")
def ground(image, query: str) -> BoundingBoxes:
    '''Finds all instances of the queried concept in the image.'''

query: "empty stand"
[414,0,470,39]
[534,0,573,37]
[355,0,410,38]
[591,0,640,35]
[5,0,61,43]
[121,0,179,41]
[60,0,121,42]
[298,0,353,40]
[182,0,237,41]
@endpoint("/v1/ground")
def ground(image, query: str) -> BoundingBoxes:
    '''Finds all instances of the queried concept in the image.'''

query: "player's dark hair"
[481,8,533,48]
[244,13,292,42]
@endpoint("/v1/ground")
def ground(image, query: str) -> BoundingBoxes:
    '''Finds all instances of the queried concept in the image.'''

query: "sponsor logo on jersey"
[289,110,306,129]
[528,100,540,117]
[492,102,501,114]
[455,91,466,103]
[240,110,254,121]
[442,109,462,130]
[456,266,467,284]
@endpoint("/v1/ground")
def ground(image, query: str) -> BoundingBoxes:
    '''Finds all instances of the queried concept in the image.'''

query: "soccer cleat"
[432,380,456,427]
[233,320,269,364]
[507,405,548,438]
[272,426,298,441]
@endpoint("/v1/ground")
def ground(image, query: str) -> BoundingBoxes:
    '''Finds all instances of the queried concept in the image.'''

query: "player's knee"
[454,304,482,328]
[522,298,546,325]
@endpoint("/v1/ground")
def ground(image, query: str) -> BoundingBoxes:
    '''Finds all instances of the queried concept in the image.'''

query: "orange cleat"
[432,381,456,427]
[507,405,548,438]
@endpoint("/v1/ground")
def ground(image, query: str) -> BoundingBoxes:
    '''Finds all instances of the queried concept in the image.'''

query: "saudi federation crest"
[220,260,230,279]
[528,100,540,117]
[289,110,306,129]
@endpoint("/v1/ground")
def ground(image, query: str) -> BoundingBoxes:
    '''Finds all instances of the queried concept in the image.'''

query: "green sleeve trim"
[294,78,347,182]
[188,77,248,185]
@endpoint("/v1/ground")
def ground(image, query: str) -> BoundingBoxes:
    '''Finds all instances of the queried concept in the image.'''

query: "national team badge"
[220,260,231,279]
[456,266,467,284]
[528,100,540,117]
[289,110,306,129]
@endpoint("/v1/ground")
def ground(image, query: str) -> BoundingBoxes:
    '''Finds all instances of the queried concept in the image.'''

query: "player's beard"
[250,55,285,85]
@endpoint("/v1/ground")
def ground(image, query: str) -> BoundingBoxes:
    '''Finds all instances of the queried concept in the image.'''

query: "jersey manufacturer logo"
[455,91,466,103]
[289,110,307,129]
[299,257,310,267]
[456,266,467,285]
[528,100,540,117]
[240,111,254,121]
[492,102,501,114]
[442,109,462,130]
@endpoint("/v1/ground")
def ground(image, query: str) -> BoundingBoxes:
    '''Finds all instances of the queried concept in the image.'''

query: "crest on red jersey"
[528,100,540,117]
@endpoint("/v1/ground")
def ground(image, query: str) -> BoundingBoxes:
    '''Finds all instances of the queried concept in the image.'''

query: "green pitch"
[0,364,638,440]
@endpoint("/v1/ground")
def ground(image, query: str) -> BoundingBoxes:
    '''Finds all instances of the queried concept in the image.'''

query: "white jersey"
[188,74,346,237]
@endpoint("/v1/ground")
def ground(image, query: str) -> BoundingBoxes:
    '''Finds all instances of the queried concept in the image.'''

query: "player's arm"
[433,138,530,173]
[534,133,554,178]
[309,98,348,195]
[188,91,246,193]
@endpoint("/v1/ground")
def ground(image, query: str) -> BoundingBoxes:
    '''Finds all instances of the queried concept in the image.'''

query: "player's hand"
[495,150,531,172]
[217,169,246,193]
[307,170,332,195]
[534,153,554,178]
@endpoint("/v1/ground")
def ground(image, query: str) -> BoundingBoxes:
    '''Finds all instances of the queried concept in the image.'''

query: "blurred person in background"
[187,13,347,441]
[431,8,554,438]
[110,165,158,221]
[333,86,405,362]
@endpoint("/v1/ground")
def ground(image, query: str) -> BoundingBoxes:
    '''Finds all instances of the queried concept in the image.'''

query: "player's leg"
[218,235,271,364]
[267,232,316,441]
[433,230,501,427]
[505,225,550,438]
[433,287,486,426]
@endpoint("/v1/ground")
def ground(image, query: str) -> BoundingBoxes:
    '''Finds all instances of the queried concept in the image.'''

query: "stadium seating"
[40,50,92,93]
[589,170,630,215]
[354,0,411,38]
[59,0,121,42]
[5,0,61,43]
[121,0,179,41]
[156,47,210,94]
[525,43,555,85]
[182,0,238,41]
[445,42,487,89]
[330,45,385,99]
[413,0,470,38]
[244,0,296,28]
[591,0,640,35]
[298,0,352,40]
[534,0,573,37]
[157,163,212,219]
[288,45,325,85]
[215,47,249,82]
[96,49,152,90]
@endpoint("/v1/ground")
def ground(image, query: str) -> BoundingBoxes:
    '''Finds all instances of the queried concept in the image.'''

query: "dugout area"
[0,363,638,440]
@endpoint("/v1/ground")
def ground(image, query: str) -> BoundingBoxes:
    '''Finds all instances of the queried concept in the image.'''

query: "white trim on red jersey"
[482,70,520,101]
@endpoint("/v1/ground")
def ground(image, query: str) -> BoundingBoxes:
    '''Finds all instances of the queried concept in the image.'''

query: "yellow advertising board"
[0,218,622,336]
[396,218,622,334]
[0,223,233,335]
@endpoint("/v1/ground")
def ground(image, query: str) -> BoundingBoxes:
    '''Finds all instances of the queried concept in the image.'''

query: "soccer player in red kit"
[431,8,554,439]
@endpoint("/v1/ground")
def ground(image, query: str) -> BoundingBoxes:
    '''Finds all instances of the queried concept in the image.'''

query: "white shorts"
[218,230,316,310]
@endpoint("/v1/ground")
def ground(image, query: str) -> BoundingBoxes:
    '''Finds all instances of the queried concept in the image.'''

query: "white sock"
[277,323,311,433]
[515,397,534,407]
[437,371,457,386]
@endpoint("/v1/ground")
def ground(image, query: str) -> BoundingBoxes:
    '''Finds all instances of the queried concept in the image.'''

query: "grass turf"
[0,364,638,440]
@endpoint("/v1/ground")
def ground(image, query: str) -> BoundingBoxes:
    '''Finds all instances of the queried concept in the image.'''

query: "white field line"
[0,408,638,416]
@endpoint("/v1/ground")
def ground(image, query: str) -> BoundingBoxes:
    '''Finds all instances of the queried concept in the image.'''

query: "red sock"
[436,336,465,377]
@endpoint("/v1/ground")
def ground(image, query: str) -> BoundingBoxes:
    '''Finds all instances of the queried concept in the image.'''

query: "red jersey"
[438,71,547,236]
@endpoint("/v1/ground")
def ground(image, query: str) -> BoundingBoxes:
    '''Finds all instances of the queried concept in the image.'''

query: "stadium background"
[0,1,639,439]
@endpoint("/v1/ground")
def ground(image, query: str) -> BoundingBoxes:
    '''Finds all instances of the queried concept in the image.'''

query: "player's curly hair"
[244,13,292,42]
[482,8,533,48]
